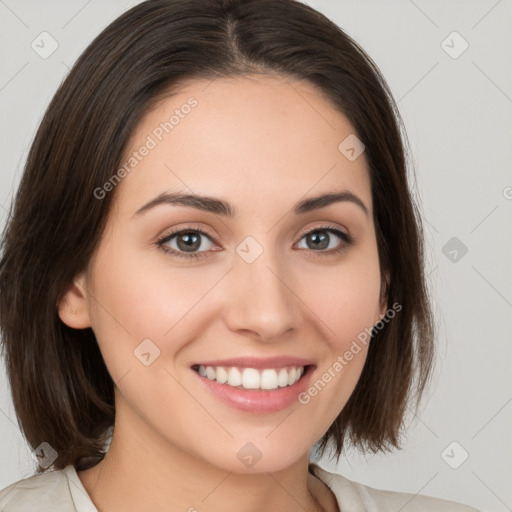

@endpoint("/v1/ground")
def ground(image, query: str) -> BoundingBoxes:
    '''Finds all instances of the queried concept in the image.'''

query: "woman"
[0,0,479,510]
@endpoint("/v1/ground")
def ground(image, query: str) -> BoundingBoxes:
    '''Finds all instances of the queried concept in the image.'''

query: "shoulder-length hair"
[0,0,434,473]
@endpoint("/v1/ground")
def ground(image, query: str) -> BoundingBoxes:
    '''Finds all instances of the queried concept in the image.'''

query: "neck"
[77,405,336,512]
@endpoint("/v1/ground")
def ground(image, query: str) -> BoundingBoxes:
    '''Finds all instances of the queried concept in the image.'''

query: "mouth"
[190,356,316,413]
[191,364,311,391]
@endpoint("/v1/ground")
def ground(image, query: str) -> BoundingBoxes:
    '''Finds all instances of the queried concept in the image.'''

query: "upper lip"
[191,356,315,370]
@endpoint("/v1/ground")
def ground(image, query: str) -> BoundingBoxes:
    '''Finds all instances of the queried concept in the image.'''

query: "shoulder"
[0,466,76,512]
[310,464,481,512]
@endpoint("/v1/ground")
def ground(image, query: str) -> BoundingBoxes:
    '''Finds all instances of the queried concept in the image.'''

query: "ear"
[377,270,390,320]
[57,273,91,329]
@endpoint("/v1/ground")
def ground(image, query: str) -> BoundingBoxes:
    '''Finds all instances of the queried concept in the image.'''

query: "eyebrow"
[133,189,369,218]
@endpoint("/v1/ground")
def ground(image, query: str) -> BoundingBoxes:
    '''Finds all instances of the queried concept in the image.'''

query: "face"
[62,74,387,474]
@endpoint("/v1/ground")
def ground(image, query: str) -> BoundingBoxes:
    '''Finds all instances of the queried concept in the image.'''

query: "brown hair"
[0,0,434,474]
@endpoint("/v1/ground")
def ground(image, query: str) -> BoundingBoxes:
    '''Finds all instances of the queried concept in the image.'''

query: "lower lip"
[193,366,314,413]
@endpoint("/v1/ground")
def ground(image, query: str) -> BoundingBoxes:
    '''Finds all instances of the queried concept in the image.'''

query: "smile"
[192,364,305,391]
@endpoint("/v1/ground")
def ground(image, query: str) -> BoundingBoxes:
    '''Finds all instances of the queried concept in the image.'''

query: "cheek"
[296,253,381,410]
[305,253,382,349]
[85,239,223,380]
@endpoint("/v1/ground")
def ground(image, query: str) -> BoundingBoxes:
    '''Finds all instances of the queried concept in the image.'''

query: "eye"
[295,225,353,256]
[156,224,354,260]
[157,227,218,259]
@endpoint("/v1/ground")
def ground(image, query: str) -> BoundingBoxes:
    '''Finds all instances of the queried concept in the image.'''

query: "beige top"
[0,462,481,511]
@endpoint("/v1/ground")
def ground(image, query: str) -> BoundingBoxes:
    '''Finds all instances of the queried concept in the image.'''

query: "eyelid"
[300,222,351,240]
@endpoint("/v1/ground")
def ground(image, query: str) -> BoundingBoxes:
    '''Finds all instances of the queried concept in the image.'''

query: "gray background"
[0,1,511,510]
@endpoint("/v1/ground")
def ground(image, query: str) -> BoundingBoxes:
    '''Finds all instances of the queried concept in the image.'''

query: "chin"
[194,437,312,475]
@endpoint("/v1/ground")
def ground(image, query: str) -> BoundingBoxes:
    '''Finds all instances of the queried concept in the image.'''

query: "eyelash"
[156,224,354,260]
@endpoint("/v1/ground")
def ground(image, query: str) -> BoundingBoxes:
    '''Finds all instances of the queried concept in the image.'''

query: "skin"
[59,73,388,512]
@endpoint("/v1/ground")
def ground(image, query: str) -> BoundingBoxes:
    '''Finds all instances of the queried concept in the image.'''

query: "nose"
[221,247,303,342]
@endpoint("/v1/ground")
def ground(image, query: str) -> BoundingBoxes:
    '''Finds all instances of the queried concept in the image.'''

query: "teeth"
[228,367,242,387]
[261,369,278,390]
[277,368,289,387]
[196,365,305,390]
[215,366,228,384]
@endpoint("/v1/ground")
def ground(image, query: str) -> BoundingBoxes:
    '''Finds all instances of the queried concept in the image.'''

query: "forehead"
[114,74,372,217]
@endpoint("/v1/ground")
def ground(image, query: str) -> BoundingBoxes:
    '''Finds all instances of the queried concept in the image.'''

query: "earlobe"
[57,274,91,329]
